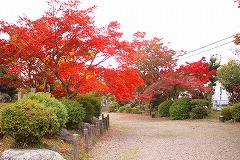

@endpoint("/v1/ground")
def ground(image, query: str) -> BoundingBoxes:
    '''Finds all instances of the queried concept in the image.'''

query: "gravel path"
[89,113,240,160]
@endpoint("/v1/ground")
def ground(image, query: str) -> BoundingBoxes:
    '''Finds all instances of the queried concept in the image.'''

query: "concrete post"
[84,128,89,153]
[73,134,79,160]
[91,124,96,146]
[18,92,23,101]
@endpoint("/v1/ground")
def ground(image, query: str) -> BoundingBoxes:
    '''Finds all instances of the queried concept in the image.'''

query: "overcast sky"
[0,0,239,64]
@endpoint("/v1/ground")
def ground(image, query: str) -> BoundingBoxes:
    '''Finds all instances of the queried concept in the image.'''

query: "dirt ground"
[89,113,240,160]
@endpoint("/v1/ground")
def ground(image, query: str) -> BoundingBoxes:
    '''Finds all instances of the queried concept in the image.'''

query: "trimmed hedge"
[108,101,120,112]
[190,107,208,119]
[231,102,240,122]
[74,93,102,123]
[118,106,125,113]
[22,92,68,131]
[190,99,209,109]
[169,98,191,120]
[158,100,173,117]
[221,106,233,120]
[132,106,141,114]
[0,103,9,138]
[125,106,132,113]
[0,99,59,147]
[60,98,85,129]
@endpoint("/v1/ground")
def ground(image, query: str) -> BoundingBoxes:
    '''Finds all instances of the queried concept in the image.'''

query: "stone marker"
[0,149,65,160]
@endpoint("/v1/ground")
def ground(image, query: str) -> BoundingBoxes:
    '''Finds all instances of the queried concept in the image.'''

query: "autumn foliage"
[0,0,143,101]
[0,0,219,103]
[139,57,216,102]
[235,0,240,8]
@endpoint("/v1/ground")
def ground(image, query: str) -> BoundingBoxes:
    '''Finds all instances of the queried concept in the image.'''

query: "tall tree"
[207,56,221,86]
[139,57,216,102]
[132,32,184,85]
[0,0,143,101]
[233,0,240,44]
[217,60,240,104]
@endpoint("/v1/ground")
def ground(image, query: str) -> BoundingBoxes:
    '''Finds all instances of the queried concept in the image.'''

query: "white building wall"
[212,84,229,110]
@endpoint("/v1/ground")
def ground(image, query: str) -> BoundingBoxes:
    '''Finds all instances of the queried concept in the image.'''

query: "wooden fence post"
[95,121,100,138]
[84,128,88,153]
[99,120,103,136]
[30,88,36,93]
[102,118,106,132]
[73,134,79,160]
[18,92,23,101]
[107,114,110,130]
[90,124,96,146]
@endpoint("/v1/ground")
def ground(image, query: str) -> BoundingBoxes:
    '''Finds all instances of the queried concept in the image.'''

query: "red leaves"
[234,33,240,45]
[104,67,144,102]
[177,57,215,84]
[138,57,216,101]
[234,0,240,8]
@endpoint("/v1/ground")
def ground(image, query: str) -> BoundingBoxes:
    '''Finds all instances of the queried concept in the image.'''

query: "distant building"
[212,83,229,110]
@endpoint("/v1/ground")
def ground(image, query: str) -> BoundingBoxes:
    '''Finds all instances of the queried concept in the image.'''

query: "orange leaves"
[177,57,215,84]
[103,67,144,101]
[58,62,84,79]
[0,0,145,100]
[234,33,240,45]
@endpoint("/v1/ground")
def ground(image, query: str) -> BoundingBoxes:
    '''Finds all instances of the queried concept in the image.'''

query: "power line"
[178,41,233,60]
[184,34,235,55]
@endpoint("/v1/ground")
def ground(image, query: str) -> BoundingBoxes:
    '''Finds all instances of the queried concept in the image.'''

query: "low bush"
[74,93,101,123]
[169,98,191,120]
[125,106,132,113]
[190,99,209,109]
[231,102,240,122]
[118,106,125,113]
[172,98,192,106]
[108,101,120,112]
[0,103,8,138]
[190,107,208,119]
[221,106,233,120]
[60,98,85,129]
[132,106,141,114]
[0,99,59,147]
[158,100,173,117]
[22,92,68,131]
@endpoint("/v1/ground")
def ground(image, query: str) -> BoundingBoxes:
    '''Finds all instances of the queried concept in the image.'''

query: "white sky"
[0,0,240,64]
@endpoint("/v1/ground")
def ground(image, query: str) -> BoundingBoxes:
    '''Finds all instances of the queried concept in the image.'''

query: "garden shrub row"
[108,104,142,114]
[221,102,240,121]
[158,98,209,120]
[74,92,101,123]
[0,92,101,147]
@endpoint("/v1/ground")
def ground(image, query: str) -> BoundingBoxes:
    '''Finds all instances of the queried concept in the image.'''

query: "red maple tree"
[0,0,143,100]
[139,57,216,102]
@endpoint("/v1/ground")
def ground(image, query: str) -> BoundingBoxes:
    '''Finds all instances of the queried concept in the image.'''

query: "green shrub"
[74,93,102,123]
[22,92,68,131]
[158,100,173,117]
[132,106,141,114]
[125,106,132,113]
[190,107,208,119]
[190,99,209,109]
[118,106,125,113]
[0,103,8,138]
[169,98,192,120]
[0,99,59,147]
[172,98,192,106]
[108,101,120,112]
[60,98,85,129]
[221,106,233,120]
[231,102,240,122]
